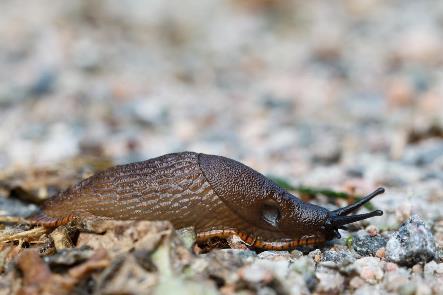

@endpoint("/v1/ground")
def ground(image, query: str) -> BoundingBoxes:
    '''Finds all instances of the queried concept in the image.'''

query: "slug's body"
[35,152,384,250]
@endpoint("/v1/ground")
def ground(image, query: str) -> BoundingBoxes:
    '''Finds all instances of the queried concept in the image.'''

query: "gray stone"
[385,215,437,266]
[0,196,39,217]
[323,248,356,265]
[353,230,387,256]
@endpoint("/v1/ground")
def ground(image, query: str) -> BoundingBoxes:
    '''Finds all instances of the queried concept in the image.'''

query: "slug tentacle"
[332,187,385,216]
[319,187,385,239]
[330,210,383,228]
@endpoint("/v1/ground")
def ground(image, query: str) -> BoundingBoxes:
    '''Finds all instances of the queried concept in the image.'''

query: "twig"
[0,227,47,243]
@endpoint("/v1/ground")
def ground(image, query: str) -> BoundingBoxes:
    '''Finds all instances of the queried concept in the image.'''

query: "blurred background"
[1,1,443,219]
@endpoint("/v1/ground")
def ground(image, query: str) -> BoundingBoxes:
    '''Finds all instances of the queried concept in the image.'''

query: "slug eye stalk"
[333,187,384,216]
[329,187,385,229]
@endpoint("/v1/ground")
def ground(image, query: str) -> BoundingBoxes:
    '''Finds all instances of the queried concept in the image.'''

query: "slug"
[33,152,384,250]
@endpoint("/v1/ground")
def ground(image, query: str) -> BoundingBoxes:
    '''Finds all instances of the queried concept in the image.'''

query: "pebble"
[307,249,322,263]
[290,256,316,276]
[375,247,385,259]
[385,215,437,266]
[349,276,366,289]
[0,197,39,217]
[239,263,273,284]
[315,271,344,293]
[353,230,387,256]
[423,261,443,279]
[354,257,384,284]
[384,262,398,272]
[322,248,356,265]
[43,246,94,267]
[175,227,196,251]
[383,269,411,293]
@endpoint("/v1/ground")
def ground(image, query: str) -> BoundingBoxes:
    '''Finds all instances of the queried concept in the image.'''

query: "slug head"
[198,153,384,243]
[276,187,385,241]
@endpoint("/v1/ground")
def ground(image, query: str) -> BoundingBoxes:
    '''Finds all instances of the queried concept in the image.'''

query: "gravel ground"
[0,1,442,294]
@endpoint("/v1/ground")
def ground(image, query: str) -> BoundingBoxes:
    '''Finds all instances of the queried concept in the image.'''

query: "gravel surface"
[0,1,442,294]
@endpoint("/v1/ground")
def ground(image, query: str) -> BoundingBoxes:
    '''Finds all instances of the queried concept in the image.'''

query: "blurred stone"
[154,277,218,295]
[423,261,443,280]
[0,197,39,217]
[383,268,410,293]
[415,282,432,295]
[239,262,273,284]
[44,246,94,267]
[290,256,316,276]
[77,220,173,257]
[375,247,385,259]
[402,140,443,166]
[176,227,196,251]
[384,262,398,272]
[129,99,170,126]
[50,226,74,250]
[349,276,365,290]
[365,225,378,237]
[354,257,384,284]
[308,249,322,263]
[257,251,291,260]
[29,70,57,96]
[98,255,158,294]
[315,271,344,294]
[394,28,442,63]
[385,215,437,266]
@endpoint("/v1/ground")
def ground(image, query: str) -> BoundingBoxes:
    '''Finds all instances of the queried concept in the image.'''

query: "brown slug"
[33,152,384,250]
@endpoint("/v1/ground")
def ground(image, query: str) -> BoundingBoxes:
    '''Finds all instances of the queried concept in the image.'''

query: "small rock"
[240,259,290,285]
[411,264,423,274]
[44,246,95,267]
[308,249,322,263]
[176,227,196,251]
[354,257,384,284]
[383,268,410,293]
[129,98,170,126]
[0,197,39,217]
[257,251,291,261]
[398,282,416,295]
[50,226,74,250]
[29,70,57,96]
[349,276,366,289]
[375,247,385,259]
[385,215,437,266]
[433,219,443,249]
[415,282,432,295]
[384,262,398,272]
[353,230,387,256]
[315,271,344,294]
[154,276,218,295]
[395,202,412,223]
[322,248,356,265]
[289,249,303,259]
[423,261,443,280]
[290,256,316,276]
[239,263,273,284]
[366,225,378,237]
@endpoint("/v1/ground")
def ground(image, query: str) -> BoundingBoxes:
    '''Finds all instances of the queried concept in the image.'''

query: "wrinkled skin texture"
[39,152,343,249]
